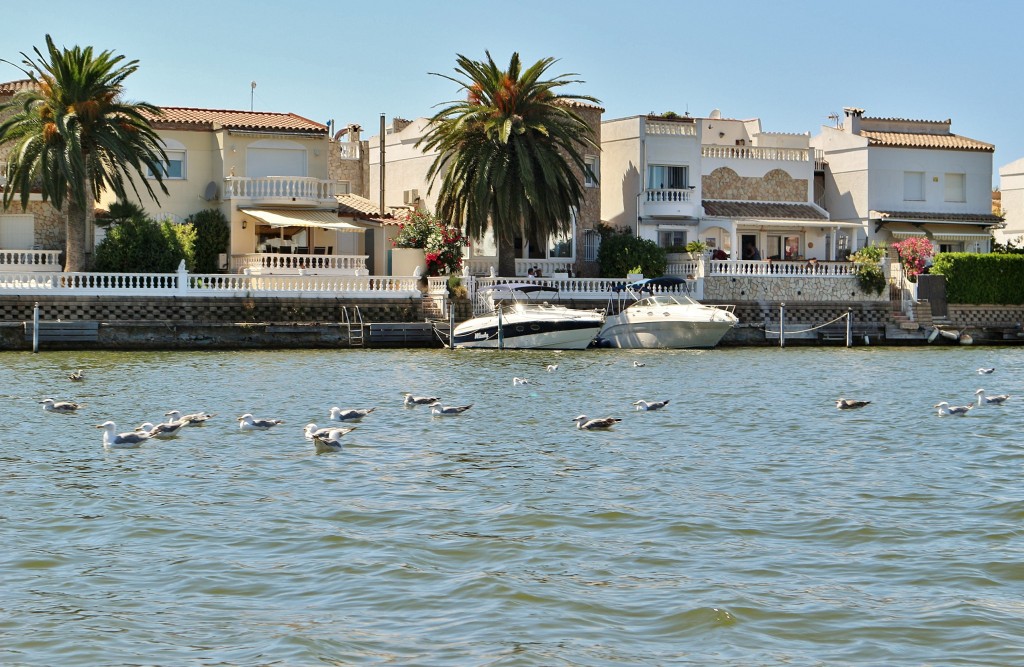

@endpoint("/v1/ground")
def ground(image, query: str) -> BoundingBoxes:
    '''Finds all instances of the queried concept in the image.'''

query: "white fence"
[0,249,62,272]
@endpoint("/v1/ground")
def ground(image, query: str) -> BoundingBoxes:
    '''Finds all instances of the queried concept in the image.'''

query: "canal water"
[1,345,1023,665]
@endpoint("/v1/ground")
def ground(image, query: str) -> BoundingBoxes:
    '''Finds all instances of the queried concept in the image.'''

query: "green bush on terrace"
[931,253,1024,304]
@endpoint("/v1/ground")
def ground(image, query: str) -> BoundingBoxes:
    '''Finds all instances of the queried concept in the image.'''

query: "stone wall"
[329,139,369,198]
[704,276,881,302]
[947,305,1024,328]
[702,167,807,202]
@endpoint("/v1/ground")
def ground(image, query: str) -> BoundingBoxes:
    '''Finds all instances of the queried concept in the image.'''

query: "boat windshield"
[631,294,701,309]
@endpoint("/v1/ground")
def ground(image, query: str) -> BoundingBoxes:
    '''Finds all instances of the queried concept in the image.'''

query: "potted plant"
[665,245,688,263]
[685,240,708,259]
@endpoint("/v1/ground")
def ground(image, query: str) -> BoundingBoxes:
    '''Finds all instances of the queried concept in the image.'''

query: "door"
[917,274,948,317]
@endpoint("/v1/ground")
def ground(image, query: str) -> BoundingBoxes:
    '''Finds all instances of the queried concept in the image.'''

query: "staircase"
[890,299,934,332]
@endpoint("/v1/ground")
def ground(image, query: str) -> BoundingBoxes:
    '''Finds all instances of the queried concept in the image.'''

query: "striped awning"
[240,208,374,232]
[881,223,926,239]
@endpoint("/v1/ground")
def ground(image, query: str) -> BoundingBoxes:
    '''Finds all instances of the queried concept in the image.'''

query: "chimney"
[347,124,361,143]
[842,107,864,135]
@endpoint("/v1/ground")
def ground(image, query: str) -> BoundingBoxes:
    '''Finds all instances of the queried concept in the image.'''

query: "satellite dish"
[202,181,218,201]
[709,109,722,119]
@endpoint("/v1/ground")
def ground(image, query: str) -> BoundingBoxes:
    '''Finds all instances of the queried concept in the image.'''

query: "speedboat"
[596,276,737,349]
[452,284,604,350]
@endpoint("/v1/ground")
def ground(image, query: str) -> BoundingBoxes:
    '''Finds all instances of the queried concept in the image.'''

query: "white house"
[997,158,1024,245]
[812,107,1001,256]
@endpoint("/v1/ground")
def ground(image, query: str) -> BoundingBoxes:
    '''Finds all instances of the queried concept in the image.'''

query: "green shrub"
[187,209,231,273]
[597,225,667,277]
[931,253,1024,304]
[93,207,193,273]
[849,243,887,296]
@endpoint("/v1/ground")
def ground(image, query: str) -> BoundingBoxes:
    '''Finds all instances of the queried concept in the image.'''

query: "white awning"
[930,232,993,241]
[886,223,927,239]
[240,208,373,232]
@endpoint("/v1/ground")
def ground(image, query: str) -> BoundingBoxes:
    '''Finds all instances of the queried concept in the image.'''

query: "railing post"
[846,308,853,347]
[32,301,39,353]
[779,302,785,348]
[177,260,189,296]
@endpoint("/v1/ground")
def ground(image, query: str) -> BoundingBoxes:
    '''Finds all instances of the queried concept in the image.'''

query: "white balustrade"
[708,259,855,277]
[233,252,368,275]
[645,121,697,136]
[223,176,337,203]
[701,146,810,162]
[645,189,693,203]
[513,259,575,277]
[0,249,63,272]
[337,143,361,160]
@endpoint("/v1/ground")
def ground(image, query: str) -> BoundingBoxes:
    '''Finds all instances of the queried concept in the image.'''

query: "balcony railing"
[701,146,810,162]
[645,188,694,203]
[338,143,361,160]
[0,249,62,272]
[232,252,368,275]
[646,121,697,136]
[223,176,337,205]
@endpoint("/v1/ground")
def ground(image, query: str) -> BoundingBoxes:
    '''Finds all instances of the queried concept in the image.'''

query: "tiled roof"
[872,210,1004,225]
[0,79,37,96]
[143,107,327,133]
[702,200,828,221]
[336,194,382,218]
[860,130,993,152]
[558,99,605,112]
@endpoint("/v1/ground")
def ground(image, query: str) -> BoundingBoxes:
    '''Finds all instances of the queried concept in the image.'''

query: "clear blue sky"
[6,0,1022,185]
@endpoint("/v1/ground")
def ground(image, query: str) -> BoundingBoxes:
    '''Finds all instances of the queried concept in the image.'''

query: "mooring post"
[846,308,853,348]
[779,302,785,348]
[498,307,504,350]
[449,302,455,350]
[32,301,40,353]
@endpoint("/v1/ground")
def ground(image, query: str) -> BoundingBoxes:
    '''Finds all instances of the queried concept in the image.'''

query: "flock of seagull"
[41,360,670,452]
[836,366,1012,417]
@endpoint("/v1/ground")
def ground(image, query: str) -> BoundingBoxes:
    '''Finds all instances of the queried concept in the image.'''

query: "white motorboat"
[596,277,738,349]
[452,284,605,350]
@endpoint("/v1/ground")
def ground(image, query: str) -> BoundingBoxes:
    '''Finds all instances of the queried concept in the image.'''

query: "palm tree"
[417,52,599,277]
[0,35,168,271]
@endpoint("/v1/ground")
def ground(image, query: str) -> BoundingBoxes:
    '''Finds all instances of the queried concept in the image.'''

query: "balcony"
[642,188,699,219]
[223,176,337,207]
[701,146,810,162]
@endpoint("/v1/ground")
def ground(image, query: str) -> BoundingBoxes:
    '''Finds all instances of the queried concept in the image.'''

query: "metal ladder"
[343,306,365,347]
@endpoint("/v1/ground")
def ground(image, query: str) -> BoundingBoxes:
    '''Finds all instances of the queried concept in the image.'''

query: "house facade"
[812,107,1001,255]
[997,157,1024,245]
[601,111,835,263]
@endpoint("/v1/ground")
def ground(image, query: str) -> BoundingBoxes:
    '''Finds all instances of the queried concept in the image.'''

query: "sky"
[5,0,1023,185]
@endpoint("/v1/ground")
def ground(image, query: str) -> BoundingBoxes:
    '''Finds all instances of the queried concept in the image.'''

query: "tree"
[417,51,599,277]
[0,35,168,271]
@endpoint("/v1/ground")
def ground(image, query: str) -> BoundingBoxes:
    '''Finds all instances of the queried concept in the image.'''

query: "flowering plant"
[892,236,935,282]
[391,210,438,249]
[392,210,467,276]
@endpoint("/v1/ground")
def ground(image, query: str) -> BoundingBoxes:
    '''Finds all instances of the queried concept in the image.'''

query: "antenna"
[827,112,840,128]
[250,81,257,111]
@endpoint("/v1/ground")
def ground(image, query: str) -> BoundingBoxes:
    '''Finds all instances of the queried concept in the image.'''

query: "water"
[2,346,1023,666]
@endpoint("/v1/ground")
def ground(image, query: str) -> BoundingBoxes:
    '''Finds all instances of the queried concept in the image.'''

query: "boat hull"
[597,303,737,349]
[453,306,604,350]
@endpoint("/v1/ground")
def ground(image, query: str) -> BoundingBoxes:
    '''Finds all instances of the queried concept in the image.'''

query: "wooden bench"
[24,321,100,343]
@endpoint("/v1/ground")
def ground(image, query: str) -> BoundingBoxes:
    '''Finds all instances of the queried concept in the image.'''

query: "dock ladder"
[343,306,365,347]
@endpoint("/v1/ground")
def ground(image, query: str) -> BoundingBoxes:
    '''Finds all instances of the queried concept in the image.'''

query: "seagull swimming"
[164,410,215,425]
[328,407,376,422]
[836,399,871,410]
[238,413,284,430]
[572,415,622,430]
[68,370,85,382]
[313,427,356,453]
[975,389,1010,406]
[97,421,150,449]
[513,377,532,386]
[633,399,670,411]
[934,402,973,416]
[136,420,185,438]
[404,393,439,406]
[546,364,558,372]
[633,361,646,368]
[429,402,473,416]
[304,423,335,440]
[40,398,82,413]
[977,367,996,375]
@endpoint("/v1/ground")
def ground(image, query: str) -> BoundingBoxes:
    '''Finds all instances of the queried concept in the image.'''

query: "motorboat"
[596,276,738,349]
[451,284,605,350]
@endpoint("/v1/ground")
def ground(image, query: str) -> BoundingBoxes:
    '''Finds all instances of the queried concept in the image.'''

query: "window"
[904,171,924,201]
[582,229,601,262]
[148,138,186,179]
[648,165,688,190]
[584,155,598,187]
[944,173,966,202]
[658,230,687,248]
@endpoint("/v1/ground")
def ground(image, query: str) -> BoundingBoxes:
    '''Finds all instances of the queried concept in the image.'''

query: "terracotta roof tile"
[860,130,993,152]
[143,107,327,133]
[702,200,828,221]
[336,194,382,218]
[871,210,1003,225]
[0,79,37,96]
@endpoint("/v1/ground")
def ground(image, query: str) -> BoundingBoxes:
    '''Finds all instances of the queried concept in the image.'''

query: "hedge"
[930,253,1024,304]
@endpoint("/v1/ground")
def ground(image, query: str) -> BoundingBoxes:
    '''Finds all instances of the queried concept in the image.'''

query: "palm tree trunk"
[64,188,88,272]
[497,237,517,278]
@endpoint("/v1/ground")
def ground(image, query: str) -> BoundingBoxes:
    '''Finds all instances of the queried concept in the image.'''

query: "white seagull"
[572,415,623,430]
[40,398,82,413]
[429,402,473,416]
[512,377,532,386]
[328,407,376,422]
[238,413,284,430]
[633,361,646,368]
[68,369,85,382]
[934,402,973,416]
[977,367,996,375]
[975,389,1010,406]
[404,393,439,406]
[97,421,150,449]
[546,364,558,372]
[136,420,185,438]
[633,399,670,411]
[313,427,356,453]
[304,423,335,440]
[164,410,215,425]
[836,399,871,410]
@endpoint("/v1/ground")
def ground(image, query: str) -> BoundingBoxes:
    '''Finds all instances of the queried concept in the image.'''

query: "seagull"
[68,369,85,382]
[633,399,670,411]
[404,393,439,406]
[546,364,558,372]
[136,420,185,438]
[313,427,356,453]
[328,407,375,422]
[572,415,622,430]
[40,398,82,413]
[304,423,335,440]
[935,402,973,416]
[429,402,473,416]
[238,413,284,430]
[164,410,215,425]
[977,367,996,375]
[975,389,1010,406]
[97,421,150,449]
[513,377,532,386]
[836,399,871,410]
[633,361,646,368]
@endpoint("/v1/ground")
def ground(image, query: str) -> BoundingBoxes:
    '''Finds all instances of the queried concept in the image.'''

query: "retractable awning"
[883,222,927,239]
[240,208,374,232]
[925,224,994,242]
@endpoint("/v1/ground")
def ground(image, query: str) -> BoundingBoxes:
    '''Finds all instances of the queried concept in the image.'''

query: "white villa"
[997,157,1024,245]
[812,107,1002,255]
